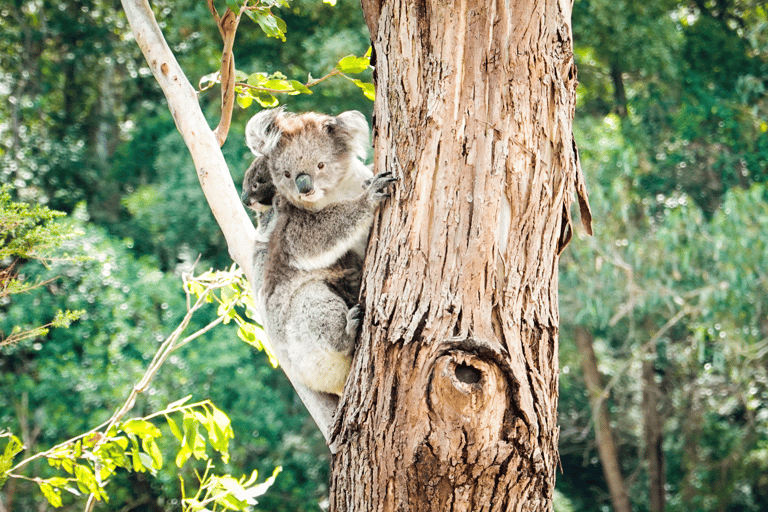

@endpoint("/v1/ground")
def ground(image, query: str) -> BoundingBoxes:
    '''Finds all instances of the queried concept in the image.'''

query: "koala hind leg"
[285,281,359,395]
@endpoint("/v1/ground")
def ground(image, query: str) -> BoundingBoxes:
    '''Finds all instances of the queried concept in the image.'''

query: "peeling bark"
[330,0,590,509]
[121,0,592,506]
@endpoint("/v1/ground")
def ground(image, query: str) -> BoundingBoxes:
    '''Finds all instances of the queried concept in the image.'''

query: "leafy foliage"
[0,186,84,347]
[2,397,279,510]
[558,114,768,511]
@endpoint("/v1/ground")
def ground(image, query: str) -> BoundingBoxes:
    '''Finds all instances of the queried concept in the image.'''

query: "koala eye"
[283,171,291,179]
[317,162,325,170]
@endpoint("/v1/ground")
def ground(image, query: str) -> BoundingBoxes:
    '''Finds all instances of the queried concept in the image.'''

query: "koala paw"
[366,171,397,204]
[345,304,364,342]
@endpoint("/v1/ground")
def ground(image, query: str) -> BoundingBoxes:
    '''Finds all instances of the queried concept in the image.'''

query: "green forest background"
[1,0,767,510]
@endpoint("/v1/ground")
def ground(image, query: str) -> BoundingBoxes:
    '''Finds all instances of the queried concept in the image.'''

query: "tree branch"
[206,0,243,146]
[120,0,341,449]
[119,0,256,277]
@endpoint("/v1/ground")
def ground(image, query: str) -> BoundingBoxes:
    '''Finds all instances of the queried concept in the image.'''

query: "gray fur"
[243,108,394,397]
[241,155,276,212]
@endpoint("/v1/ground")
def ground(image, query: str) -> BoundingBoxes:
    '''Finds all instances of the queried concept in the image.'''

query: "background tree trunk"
[574,326,632,512]
[330,0,591,509]
[643,356,666,512]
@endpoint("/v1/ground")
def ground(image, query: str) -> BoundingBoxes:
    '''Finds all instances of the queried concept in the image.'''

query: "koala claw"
[367,171,397,203]
[346,304,364,340]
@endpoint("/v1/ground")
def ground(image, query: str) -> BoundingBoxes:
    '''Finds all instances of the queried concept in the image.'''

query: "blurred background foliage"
[0,0,766,510]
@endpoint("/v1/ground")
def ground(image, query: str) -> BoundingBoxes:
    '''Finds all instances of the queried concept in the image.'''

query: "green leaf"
[274,15,287,34]
[336,55,370,74]
[234,69,249,82]
[225,0,240,15]
[253,91,279,108]
[207,407,233,462]
[192,430,208,461]
[142,437,163,470]
[261,79,294,92]
[246,9,287,42]
[38,482,63,508]
[187,280,206,299]
[121,419,161,439]
[73,464,99,493]
[127,435,146,473]
[237,94,253,109]
[98,464,113,483]
[138,452,156,474]
[289,80,312,95]
[47,476,70,487]
[247,72,267,87]
[183,412,208,462]
[350,78,376,101]
[166,416,183,442]
[0,433,24,482]
[237,322,257,343]
[175,445,192,469]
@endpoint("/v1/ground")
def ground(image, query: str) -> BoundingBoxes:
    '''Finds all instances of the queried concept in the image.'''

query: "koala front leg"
[286,172,397,271]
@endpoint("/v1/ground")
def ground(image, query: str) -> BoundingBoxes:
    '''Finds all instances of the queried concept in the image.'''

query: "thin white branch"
[120,0,256,279]
[119,0,339,450]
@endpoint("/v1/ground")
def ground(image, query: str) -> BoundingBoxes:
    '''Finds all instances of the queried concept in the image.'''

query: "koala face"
[245,108,369,210]
[268,124,353,207]
[241,155,276,211]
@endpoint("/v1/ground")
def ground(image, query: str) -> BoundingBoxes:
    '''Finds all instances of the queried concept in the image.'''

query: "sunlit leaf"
[349,78,375,101]
[336,55,370,74]
[237,94,253,109]
[166,416,183,442]
[289,80,312,95]
[121,419,161,439]
[253,91,279,108]
[38,482,63,508]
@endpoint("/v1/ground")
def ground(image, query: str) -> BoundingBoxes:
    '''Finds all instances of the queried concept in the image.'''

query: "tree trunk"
[574,327,631,512]
[643,357,666,512]
[330,0,591,509]
[609,59,627,117]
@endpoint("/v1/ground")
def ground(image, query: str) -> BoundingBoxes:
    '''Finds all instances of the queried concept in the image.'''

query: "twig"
[4,270,238,512]
[206,0,245,146]
[598,304,694,404]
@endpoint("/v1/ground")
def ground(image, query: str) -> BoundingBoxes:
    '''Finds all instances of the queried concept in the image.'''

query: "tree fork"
[330,0,590,509]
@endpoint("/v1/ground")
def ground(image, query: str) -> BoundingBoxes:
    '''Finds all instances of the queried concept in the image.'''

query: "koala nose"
[295,174,313,195]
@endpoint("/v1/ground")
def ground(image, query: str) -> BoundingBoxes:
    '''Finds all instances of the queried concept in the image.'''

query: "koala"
[241,156,278,330]
[241,154,277,215]
[243,107,395,396]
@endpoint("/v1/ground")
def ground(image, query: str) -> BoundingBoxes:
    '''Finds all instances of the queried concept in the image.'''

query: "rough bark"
[574,327,631,512]
[330,0,591,510]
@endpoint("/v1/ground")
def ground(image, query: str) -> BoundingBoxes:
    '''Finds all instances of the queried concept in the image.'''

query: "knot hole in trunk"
[429,345,508,423]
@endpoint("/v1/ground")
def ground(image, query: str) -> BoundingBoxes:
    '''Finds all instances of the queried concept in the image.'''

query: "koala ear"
[245,107,285,156]
[329,110,370,161]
